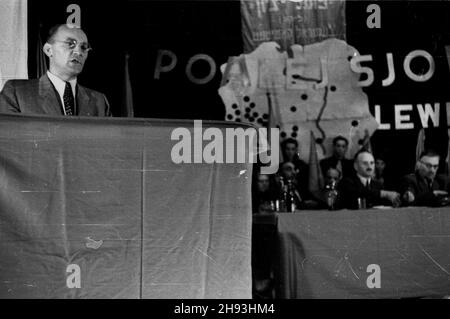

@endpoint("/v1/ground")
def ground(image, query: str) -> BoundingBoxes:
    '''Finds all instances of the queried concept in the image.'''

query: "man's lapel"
[355,176,365,190]
[76,85,93,116]
[417,174,431,192]
[38,74,63,115]
[430,178,439,191]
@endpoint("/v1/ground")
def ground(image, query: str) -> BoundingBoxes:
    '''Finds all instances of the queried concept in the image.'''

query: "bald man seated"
[0,23,111,116]
[337,150,401,209]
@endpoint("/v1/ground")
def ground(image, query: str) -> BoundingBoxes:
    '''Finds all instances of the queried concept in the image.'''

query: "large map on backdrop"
[226,1,450,173]
[219,39,378,161]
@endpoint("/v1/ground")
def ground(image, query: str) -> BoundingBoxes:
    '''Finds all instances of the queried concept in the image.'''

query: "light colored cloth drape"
[0,0,28,91]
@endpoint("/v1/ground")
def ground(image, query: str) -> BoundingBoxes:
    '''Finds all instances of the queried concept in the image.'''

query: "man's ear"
[415,161,422,171]
[43,43,53,58]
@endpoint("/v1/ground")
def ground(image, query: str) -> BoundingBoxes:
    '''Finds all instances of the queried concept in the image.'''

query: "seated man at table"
[320,135,354,179]
[252,173,278,214]
[274,161,304,209]
[374,154,391,189]
[337,150,401,209]
[313,167,342,209]
[280,138,309,195]
[400,150,450,207]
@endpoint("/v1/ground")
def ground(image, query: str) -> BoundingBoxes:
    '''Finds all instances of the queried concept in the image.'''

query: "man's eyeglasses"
[420,161,439,170]
[53,39,92,53]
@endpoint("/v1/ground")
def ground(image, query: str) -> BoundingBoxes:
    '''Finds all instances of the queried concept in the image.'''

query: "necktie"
[336,160,343,175]
[63,82,74,116]
[366,179,371,190]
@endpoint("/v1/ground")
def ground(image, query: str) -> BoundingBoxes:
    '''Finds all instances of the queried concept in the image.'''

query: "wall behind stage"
[27,1,450,179]
[346,1,450,178]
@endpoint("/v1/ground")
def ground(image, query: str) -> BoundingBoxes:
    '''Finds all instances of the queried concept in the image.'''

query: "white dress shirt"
[47,71,77,115]
[357,175,371,188]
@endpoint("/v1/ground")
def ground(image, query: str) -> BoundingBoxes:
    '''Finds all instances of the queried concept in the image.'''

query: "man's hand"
[402,190,415,203]
[381,190,401,207]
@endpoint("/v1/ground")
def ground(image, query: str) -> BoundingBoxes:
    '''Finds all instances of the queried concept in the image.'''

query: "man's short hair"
[419,149,440,160]
[375,153,386,163]
[326,167,341,179]
[46,24,64,43]
[46,23,81,43]
[333,135,348,146]
[353,149,373,162]
[281,138,298,149]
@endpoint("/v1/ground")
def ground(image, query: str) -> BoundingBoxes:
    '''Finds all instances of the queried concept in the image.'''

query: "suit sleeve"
[413,191,436,206]
[336,178,351,209]
[398,176,412,196]
[399,175,436,206]
[297,161,311,200]
[0,81,20,113]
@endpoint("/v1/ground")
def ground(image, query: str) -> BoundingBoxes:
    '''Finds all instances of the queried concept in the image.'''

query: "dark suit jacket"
[337,175,388,209]
[0,74,111,116]
[399,172,450,207]
[320,156,354,178]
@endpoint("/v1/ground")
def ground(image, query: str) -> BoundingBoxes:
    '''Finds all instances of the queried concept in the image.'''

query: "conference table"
[253,206,450,299]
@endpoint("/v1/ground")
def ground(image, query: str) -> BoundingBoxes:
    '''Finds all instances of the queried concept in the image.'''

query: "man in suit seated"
[320,135,354,179]
[337,150,401,209]
[400,150,450,207]
[281,138,308,174]
[310,167,342,209]
[0,23,111,116]
[252,173,278,214]
[280,138,309,197]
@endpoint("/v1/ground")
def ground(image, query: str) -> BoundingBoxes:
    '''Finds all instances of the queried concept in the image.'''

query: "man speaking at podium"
[0,23,111,116]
